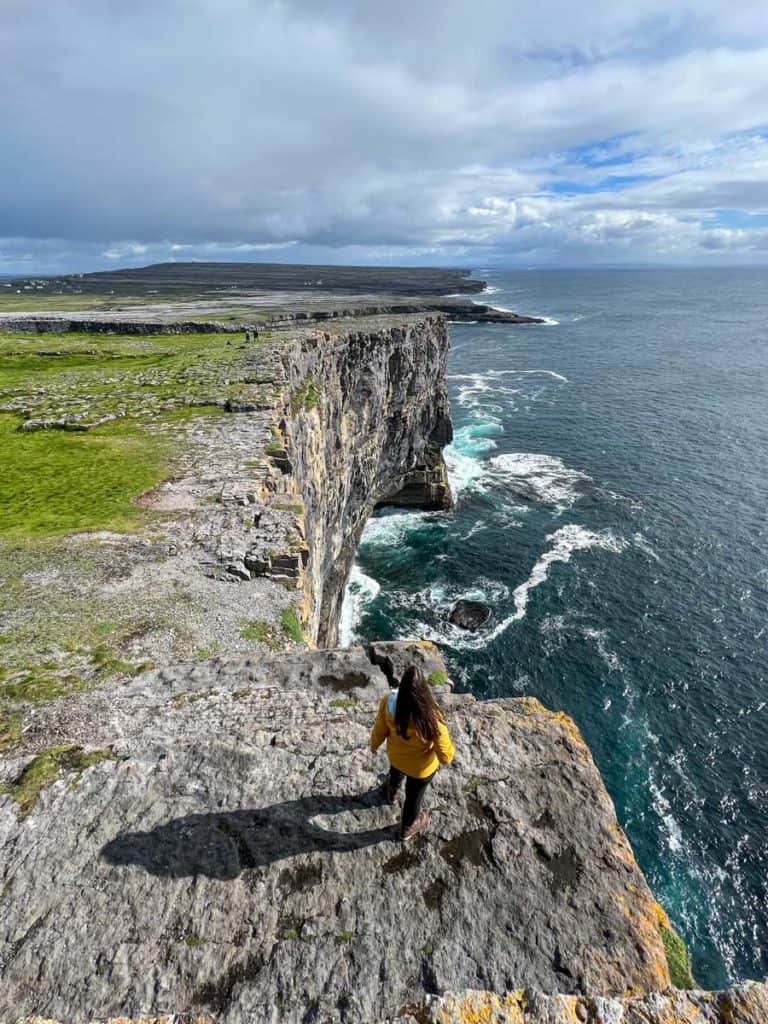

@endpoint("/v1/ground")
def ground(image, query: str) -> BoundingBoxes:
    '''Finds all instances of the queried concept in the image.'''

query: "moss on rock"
[6,744,116,817]
[654,902,695,989]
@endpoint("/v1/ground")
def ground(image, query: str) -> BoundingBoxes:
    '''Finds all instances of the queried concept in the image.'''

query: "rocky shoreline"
[0,299,543,336]
[0,280,765,1022]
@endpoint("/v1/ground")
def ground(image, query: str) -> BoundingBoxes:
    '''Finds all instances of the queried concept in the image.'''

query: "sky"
[2,0,768,273]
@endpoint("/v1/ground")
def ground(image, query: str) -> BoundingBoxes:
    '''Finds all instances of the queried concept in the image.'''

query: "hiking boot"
[401,811,429,842]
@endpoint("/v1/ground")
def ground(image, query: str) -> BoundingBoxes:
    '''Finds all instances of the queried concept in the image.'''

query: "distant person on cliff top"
[369,665,455,841]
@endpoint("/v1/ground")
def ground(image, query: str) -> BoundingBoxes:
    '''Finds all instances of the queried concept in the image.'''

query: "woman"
[370,665,455,841]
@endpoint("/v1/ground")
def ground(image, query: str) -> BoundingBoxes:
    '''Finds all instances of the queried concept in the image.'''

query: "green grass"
[0,330,275,428]
[660,924,695,989]
[0,707,22,752]
[280,608,305,645]
[0,293,179,313]
[94,620,119,635]
[273,502,304,515]
[427,670,448,687]
[239,611,305,649]
[239,619,277,646]
[0,667,87,705]
[195,642,222,660]
[330,698,357,710]
[4,744,115,817]
[0,414,169,536]
[290,377,320,415]
[0,326,289,715]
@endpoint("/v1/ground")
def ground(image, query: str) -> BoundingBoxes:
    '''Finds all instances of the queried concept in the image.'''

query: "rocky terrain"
[0,268,765,1022]
[0,648,673,1022]
[0,314,452,746]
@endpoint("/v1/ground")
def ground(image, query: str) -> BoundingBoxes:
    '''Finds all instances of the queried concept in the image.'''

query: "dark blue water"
[341,268,768,988]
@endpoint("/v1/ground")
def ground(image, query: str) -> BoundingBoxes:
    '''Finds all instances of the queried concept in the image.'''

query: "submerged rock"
[448,599,491,631]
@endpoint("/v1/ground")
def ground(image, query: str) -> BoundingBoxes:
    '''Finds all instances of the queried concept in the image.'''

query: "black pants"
[388,766,436,830]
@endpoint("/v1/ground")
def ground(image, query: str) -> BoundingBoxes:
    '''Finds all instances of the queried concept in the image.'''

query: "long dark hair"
[395,665,443,743]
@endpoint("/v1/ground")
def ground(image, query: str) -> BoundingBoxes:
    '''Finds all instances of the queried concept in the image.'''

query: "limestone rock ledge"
[8,980,768,1024]
[419,982,768,1023]
[1,648,670,1024]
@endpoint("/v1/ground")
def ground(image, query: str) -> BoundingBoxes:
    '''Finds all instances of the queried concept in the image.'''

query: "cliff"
[279,319,452,645]
[1,309,765,1023]
[0,653,669,1022]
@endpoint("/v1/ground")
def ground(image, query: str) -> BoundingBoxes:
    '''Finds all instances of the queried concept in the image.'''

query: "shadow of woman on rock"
[101,788,395,880]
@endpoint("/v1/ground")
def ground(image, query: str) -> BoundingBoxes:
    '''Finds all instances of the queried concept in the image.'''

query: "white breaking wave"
[450,419,503,460]
[357,509,440,550]
[339,564,381,646]
[449,369,569,384]
[513,369,569,383]
[582,627,621,671]
[488,452,592,508]
[649,778,685,855]
[438,525,628,651]
[447,369,567,418]
[444,445,488,496]
[633,532,661,562]
[500,526,627,634]
[419,578,511,613]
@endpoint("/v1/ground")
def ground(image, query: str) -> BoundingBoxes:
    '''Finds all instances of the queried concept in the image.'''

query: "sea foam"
[488,452,592,509]
[339,564,381,646]
[439,525,628,651]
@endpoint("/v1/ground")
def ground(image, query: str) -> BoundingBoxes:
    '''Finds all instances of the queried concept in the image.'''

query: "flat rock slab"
[0,663,669,1024]
[423,983,768,1023]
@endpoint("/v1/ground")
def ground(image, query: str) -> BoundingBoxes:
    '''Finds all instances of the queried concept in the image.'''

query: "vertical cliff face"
[276,315,452,647]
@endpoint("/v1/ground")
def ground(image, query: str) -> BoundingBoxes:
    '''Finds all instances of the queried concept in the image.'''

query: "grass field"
[0,293,179,313]
[0,329,276,427]
[0,325,292,741]
[0,415,169,536]
[0,329,266,536]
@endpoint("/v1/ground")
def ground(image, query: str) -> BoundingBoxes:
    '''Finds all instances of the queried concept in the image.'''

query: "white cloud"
[1,1,768,269]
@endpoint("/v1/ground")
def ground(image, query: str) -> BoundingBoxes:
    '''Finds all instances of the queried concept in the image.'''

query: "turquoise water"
[342,268,768,988]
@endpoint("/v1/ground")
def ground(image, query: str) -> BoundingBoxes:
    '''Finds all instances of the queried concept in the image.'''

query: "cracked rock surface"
[1,646,670,1024]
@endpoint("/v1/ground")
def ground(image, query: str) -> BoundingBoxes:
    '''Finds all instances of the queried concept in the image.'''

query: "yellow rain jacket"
[370,690,455,779]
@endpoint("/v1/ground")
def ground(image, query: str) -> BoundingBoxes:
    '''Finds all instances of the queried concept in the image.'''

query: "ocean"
[341,267,768,989]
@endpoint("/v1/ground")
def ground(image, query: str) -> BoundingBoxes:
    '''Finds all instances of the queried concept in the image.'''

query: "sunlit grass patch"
[0,414,169,536]
[3,744,116,817]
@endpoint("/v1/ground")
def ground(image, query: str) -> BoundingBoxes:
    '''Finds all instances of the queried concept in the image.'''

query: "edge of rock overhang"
[259,313,454,647]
